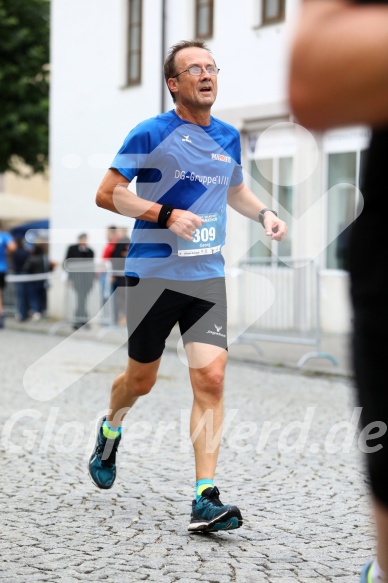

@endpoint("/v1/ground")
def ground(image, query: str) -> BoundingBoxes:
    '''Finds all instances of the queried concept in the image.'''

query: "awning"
[10,219,49,241]
[0,192,50,221]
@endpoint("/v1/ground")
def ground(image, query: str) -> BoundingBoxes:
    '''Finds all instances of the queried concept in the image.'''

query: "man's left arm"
[227,182,287,241]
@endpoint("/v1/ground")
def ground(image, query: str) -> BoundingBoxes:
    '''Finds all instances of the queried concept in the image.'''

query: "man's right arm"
[96,168,203,240]
[96,168,159,220]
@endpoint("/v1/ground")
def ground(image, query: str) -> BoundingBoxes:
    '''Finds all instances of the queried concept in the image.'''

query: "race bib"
[178,212,222,257]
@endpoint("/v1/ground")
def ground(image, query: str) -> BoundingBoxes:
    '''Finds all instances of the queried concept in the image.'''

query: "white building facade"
[50,0,367,332]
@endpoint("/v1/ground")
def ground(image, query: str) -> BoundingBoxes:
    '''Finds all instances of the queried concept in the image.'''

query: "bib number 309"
[192,226,216,244]
[178,212,221,256]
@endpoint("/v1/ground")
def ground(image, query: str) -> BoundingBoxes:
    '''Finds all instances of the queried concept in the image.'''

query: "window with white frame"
[195,0,214,39]
[262,0,285,25]
[249,156,294,260]
[323,127,370,270]
[325,149,367,270]
[247,126,369,268]
[126,0,142,86]
[246,124,295,261]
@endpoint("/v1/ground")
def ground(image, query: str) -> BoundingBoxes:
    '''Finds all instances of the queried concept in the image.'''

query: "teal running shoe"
[88,417,121,489]
[187,486,243,532]
[360,561,374,583]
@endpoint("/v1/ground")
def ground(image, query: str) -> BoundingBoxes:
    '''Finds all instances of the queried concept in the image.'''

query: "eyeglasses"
[174,65,220,78]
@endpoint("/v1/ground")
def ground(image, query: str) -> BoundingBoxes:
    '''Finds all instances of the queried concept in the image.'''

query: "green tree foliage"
[0,0,50,175]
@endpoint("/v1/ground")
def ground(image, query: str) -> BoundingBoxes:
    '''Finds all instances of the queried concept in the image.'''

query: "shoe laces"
[96,432,120,465]
[202,486,223,507]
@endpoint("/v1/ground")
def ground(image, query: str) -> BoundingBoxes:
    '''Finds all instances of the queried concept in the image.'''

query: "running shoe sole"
[188,509,243,532]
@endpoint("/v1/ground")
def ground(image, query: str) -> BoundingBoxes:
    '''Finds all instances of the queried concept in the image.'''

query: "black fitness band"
[157,204,175,228]
[258,208,277,227]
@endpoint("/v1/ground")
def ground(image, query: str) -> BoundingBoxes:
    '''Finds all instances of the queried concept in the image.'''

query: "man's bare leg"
[185,342,242,532]
[106,356,161,426]
[186,343,227,482]
[89,356,161,489]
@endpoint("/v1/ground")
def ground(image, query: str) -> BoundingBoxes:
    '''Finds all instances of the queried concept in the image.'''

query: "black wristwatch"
[258,208,277,227]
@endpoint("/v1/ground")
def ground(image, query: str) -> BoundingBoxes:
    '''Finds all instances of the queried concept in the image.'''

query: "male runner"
[89,40,287,532]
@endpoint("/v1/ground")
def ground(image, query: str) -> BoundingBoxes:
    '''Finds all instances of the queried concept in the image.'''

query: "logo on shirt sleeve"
[211,153,231,163]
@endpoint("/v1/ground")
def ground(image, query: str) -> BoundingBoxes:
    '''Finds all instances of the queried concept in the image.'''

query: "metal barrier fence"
[2,275,18,316]
[52,260,117,332]
[5,258,338,367]
[235,257,338,367]
[3,264,118,332]
[3,272,57,318]
[61,274,112,330]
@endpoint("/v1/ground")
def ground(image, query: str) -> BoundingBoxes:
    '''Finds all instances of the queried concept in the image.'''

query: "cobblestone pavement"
[0,329,374,582]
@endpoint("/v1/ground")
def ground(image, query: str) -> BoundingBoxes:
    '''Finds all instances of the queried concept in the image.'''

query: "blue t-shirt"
[0,232,13,273]
[111,110,243,280]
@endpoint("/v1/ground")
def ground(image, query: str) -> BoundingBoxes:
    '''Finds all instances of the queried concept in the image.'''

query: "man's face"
[169,47,218,111]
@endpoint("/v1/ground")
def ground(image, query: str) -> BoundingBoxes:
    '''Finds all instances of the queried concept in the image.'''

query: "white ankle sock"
[371,560,387,582]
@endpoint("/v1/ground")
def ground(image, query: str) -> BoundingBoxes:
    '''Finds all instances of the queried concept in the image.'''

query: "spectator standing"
[23,244,50,320]
[110,228,130,325]
[12,237,30,321]
[65,234,95,329]
[102,226,118,262]
[100,225,118,303]
[0,224,16,328]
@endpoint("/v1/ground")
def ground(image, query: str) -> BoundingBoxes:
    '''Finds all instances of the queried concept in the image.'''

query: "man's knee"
[192,367,225,403]
[124,365,157,397]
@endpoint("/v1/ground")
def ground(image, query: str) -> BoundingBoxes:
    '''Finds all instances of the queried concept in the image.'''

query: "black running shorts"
[125,276,227,363]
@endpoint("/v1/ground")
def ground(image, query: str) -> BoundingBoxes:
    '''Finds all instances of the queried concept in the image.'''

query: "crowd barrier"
[3,272,57,317]
[3,261,122,332]
[5,258,338,367]
[51,260,118,333]
[235,257,338,367]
